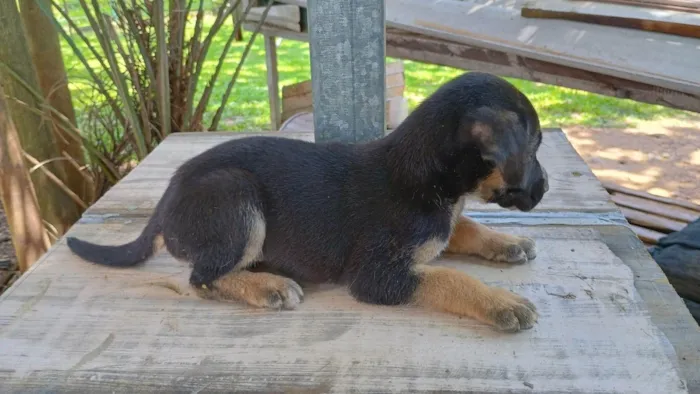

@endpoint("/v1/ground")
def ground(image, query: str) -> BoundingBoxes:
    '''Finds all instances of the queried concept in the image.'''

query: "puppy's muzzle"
[493,167,548,212]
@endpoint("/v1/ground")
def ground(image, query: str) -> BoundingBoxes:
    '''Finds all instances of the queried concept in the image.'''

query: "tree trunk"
[0,0,83,237]
[19,0,91,204]
[0,89,50,272]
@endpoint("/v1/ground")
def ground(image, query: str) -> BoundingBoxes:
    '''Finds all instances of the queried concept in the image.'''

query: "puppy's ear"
[461,108,522,168]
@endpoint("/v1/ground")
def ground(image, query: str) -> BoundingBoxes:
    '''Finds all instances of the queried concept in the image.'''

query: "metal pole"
[308,0,386,143]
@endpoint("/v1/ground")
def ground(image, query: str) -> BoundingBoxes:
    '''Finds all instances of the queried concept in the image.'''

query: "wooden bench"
[0,129,698,393]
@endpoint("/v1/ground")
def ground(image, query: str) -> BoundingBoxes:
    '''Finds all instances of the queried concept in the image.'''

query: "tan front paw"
[484,236,536,264]
[484,288,538,332]
[247,278,305,310]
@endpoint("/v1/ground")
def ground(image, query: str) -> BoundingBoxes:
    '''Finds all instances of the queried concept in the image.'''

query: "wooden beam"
[572,0,700,14]
[619,206,687,233]
[522,0,700,39]
[307,0,386,142]
[385,29,700,113]
[243,22,700,114]
[264,35,281,130]
[630,224,664,244]
[602,181,700,212]
[610,193,699,223]
[385,0,700,96]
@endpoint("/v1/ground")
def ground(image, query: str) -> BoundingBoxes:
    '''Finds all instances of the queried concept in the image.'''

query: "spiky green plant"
[23,0,274,204]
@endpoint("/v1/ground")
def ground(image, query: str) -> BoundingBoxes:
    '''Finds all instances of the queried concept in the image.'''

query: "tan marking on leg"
[234,205,266,271]
[413,265,537,332]
[446,215,536,263]
[152,234,165,251]
[413,238,448,266]
[412,196,467,266]
[197,270,304,310]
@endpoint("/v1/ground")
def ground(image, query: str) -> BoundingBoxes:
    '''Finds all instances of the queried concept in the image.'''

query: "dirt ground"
[563,116,700,205]
[1,118,699,274]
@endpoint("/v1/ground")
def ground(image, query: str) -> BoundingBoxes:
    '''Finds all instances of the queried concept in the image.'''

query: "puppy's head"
[386,72,548,211]
[452,74,548,212]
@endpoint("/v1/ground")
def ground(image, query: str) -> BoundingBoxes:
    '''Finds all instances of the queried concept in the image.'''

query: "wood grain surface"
[0,130,697,393]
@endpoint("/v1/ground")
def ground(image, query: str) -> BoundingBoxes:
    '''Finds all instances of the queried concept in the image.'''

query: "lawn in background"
[59,15,694,133]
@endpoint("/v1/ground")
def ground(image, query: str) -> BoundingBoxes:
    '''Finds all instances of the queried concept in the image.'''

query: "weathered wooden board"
[244,21,700,114]
[610,193,700,223]
[522,0,700,38]
[82,130,618,217]
[0,219,691,393]
[603,181,700,212]
[248,5,301,32]
[385,0,700,96]
[574,0,700,14]
[271,0,700,96]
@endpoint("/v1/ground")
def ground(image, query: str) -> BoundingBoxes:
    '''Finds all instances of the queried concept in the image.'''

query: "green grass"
[59,12,694,133]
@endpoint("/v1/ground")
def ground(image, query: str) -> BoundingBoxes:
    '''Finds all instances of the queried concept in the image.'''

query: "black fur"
[67,72,547,307]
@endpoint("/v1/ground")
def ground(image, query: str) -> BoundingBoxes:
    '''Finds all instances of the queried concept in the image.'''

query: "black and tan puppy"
[67,71,548,332]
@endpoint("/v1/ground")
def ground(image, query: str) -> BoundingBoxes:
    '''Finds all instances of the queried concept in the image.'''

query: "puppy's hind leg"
[164,169,303,310]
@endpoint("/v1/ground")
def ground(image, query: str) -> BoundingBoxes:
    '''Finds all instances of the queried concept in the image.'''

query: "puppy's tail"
[66,215,162,267]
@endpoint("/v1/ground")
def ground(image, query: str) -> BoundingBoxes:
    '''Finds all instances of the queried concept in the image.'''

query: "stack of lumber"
[522,0,700,39]
[604,182,700,325]
[280,61,409,129]
[603,182,700,246]
[575,0,700,13]
[262,0,700,113]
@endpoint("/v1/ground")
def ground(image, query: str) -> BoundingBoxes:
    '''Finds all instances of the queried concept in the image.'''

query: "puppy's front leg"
[413,265,537,332]
[447,215,536,264]
[347,248,537,332]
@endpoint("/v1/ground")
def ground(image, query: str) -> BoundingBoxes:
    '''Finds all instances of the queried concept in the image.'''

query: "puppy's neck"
[380,116,484,209]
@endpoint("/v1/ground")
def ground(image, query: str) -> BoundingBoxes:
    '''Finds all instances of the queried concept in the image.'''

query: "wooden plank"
[386,60,405,75]
[630,223,665,244]
[245,22,700,114]
[595,225,700,391]
[385,0,700,96]
[248,5,301,32]
[283,90,312,113]
[619,206,687,233]
[281,80,311,98]
[602,181,700,212]
[610,193,700,223]
[281,105,313,123]
[264,35,281,130]
[0,221,691,392]
[308,0,386,142]
[282,63,402,101]
[386,96,409,129]
[574,0,700,14]
[281,62,405,124]
[249,4,300,23]
[80,130,619,216]
[522,0,700,39]
[280,111,314,132]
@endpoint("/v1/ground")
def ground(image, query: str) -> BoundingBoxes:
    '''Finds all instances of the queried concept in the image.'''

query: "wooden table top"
[0,130,697,393]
